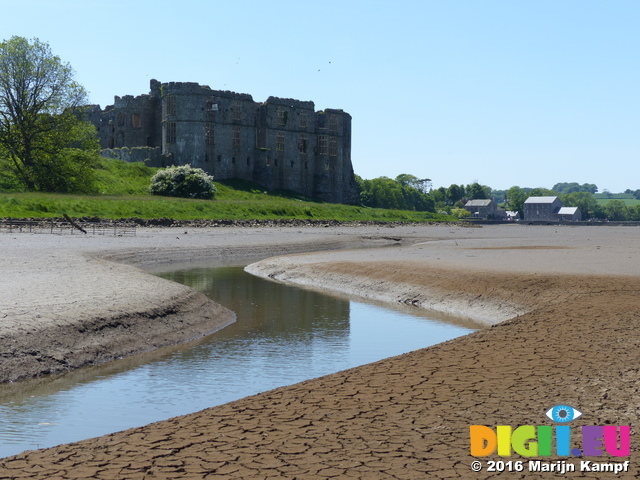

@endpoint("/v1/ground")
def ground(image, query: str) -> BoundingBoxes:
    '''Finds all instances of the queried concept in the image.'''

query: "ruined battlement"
[112,94,154,110]
[90,80,358,204]
[264,96,315,110]
[157,80,255,102]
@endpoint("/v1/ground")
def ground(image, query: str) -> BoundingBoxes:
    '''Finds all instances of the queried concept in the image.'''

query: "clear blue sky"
[4,0,639,192]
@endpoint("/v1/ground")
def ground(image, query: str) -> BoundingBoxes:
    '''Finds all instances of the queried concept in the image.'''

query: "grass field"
[0,159,454,223]
[594,193,640,206]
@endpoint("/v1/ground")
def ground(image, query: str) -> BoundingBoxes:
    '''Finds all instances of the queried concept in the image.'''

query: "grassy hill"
[0,159,454,223]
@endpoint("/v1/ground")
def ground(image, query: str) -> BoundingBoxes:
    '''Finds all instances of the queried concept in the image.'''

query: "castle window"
[277,108,287,126]
[232,126,241,148]
[276,131,285,151]
[232,156,236,164]
[205,124,215,146]
[329,136,338,156]
[232,101,241,122]
[131,114,141,129]
[298,134,308,154]
[290,160,295,168]
[206,99,218,114]
[117,113,126,127]
[165,122,177,145]
[164,96,177,117]
[299,112,308,130]
[266,157,271,167]
[246,157,250,166]
[317,135,328,155]
[329,114,337,132]
[317,113,327,129]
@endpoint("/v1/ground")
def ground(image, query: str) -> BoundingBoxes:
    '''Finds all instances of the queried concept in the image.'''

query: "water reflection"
[0,264,476,458]
[164,266,351,341]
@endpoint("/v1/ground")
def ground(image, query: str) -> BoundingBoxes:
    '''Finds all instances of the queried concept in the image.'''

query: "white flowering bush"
[149,164,216,199]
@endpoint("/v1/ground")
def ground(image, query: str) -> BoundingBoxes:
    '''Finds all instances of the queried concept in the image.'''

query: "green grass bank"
[0,159,453,223]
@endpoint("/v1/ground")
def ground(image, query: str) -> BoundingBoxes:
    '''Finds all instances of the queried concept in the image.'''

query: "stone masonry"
[87,80,358,204]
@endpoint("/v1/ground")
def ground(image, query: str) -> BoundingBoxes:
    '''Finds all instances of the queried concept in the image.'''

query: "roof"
[465,199,493,207]
[558,207,579,215]
[524,196,559,204]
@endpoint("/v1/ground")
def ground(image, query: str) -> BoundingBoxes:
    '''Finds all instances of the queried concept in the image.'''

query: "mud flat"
[0,225,385,382]
[1,224,639,479]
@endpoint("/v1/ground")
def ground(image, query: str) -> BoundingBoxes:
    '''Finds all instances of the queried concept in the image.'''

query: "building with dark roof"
[523,196,563,221]
[463,199,505,219]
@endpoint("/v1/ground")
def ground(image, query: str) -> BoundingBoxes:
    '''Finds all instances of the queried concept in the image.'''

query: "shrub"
[149,164,216,199]
[451,207,471,219]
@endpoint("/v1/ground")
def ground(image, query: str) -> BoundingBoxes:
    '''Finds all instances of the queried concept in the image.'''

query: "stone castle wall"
[89,80,358,204]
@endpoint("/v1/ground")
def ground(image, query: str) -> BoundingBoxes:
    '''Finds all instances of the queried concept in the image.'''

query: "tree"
[446,184,465,205]
[358,175,434,212]
[603,199,627,221]
[466,182,490,200]
[505,186,527,218]
[395,173,421,190]
[552,182,598,194]
[395,174,432,194]
[0,36,94,192]
[582,183,598,194]
[529,187,557,197]
[561,191,599,219]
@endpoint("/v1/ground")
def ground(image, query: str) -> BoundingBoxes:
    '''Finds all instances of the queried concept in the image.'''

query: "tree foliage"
[505,186,527,217]
[356,174,435,212]
[465,182,491,200]
[149,164,216,199]
[603,199,627,221]
[552,182,598,194]
[560,191,601,219]
[528,187,557,197]
[447,184,466,204]
[0,36,97,192]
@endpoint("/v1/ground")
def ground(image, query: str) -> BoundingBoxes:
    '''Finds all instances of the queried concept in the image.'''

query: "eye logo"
[545,405,582,423]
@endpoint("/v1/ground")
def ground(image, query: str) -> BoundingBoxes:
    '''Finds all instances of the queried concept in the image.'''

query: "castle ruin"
[87,80,358,204]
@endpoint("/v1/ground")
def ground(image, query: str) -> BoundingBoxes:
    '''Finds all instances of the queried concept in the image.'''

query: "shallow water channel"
[0,262,477,458]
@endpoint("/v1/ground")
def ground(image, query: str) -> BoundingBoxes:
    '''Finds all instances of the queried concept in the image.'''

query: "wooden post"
[63,214,87,234]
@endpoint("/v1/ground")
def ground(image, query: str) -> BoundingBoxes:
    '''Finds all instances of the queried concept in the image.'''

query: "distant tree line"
[551,182,598,194]
[501,186,640,220]
[354,176,640,221]
[624,189,640,200]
